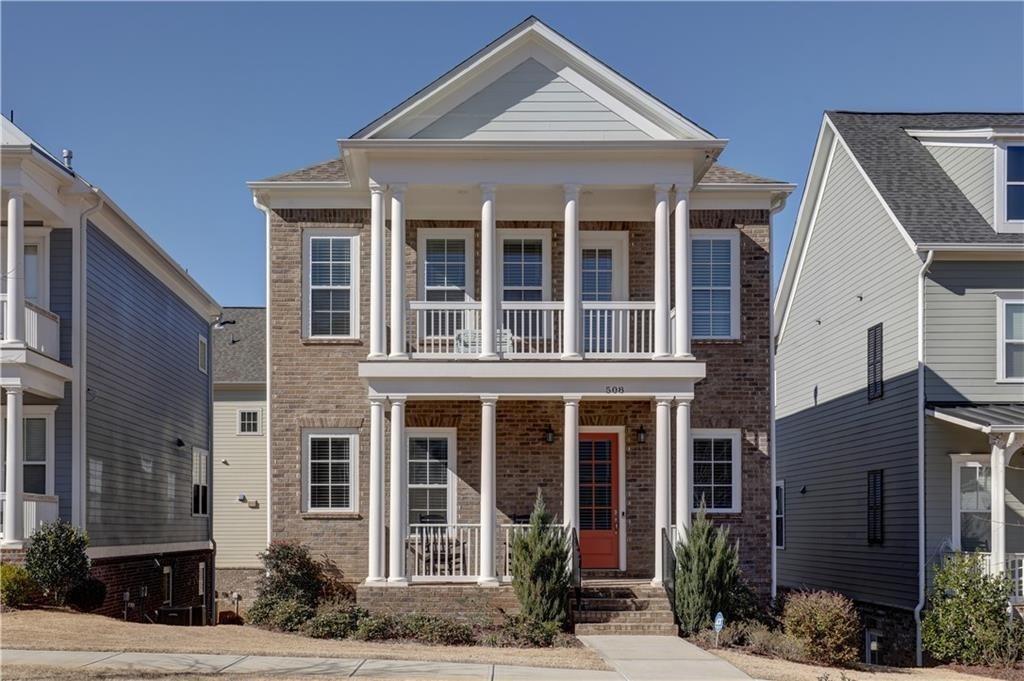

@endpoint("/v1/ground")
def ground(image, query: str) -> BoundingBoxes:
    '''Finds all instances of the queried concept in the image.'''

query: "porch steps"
[572,580,677,636]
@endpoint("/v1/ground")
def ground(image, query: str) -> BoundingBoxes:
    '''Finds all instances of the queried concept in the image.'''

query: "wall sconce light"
[544,425,556,444]
[635,425,646,444]
[175,438,186,449]
[237,493,247,503]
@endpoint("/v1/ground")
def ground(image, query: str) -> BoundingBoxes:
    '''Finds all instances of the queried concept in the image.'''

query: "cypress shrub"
[510,491,571,627]
[674,506,741,635]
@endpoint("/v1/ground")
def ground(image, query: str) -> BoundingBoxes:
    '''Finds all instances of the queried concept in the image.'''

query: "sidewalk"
[578,635,751,681]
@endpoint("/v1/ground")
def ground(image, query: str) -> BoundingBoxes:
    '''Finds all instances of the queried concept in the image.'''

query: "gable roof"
[261,158,349,183]
[699,164,786,186]
[213,307,266,385]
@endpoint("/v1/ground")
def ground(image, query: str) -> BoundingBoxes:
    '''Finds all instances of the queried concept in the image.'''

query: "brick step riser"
[575,610,675,624]
[574,622,679,636]
[573,599,672,612]
[578,589,666,600]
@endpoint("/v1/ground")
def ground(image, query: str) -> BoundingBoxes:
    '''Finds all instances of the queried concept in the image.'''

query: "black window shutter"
[867,324,884,400]
[867,469,884,545]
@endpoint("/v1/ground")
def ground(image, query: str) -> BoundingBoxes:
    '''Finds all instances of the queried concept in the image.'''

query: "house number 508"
[605,386,625,394]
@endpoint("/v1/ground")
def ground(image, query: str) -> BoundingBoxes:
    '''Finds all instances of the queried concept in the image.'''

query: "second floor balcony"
[0,295,61,362]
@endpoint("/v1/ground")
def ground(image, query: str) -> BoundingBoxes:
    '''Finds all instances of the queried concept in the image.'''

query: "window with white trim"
[0,407,56,498]
[198,335,208,374]
[424,238,470,302]
[502,238,545,302]
[191,448,209,516]
[0,230,49,307]
[997,292,1024,381]
[692,430,742,513]
[304,431,357,512]
[407,430,456,526]
[238,409,261,435]
[691,231,740,339]
[1007,145,1024,222]
[304,231,359,339]
[774,481,785,549]
[951,456,991,552]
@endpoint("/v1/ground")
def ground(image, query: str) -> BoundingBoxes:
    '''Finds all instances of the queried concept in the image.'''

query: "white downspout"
[769,191,788,600]
[252,194,272,550]
[914,249,934,667]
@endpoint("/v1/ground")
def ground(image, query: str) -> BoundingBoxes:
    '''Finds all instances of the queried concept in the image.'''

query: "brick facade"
[356,584,519,624]
[88,549,213,622]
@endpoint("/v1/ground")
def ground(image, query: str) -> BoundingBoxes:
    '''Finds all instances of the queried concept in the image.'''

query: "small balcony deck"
[0,493,60,542]
[0,297,61,361]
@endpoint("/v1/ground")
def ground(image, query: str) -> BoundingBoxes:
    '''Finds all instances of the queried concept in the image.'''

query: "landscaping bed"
[711,648,996,681]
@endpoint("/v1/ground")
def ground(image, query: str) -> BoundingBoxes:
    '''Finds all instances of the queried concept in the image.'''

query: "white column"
[479,184,498,359]
[673,191,691,358]
[5,189,25,344]
[479,396,499,584]
[653,185,672,359]
[563,396,580,532]
[387,396,407,583]
[991,436,1008,574]
[3,387,24,544]
[389,185,408,359]
[366,397,386,583]
[675,400,692,537]
[562,185,581,359]
[652,397,672,584]
[368,183,386,359]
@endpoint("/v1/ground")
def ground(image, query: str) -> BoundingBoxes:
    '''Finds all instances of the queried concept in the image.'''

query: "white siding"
[925,145,995,226]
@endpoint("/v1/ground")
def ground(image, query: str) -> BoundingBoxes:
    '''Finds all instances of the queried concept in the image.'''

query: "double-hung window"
[774,481,785,549]
[691,231,740,339]
[997,292,1024,382]
[304,431,357,512]
[0,407,55,499]
[691,429,742,513]
[502,238,545,302]
[951,456,991,552]
[305,231,359,339]
[407,430,455,526]
[191,448,209,516]
[419,230,474,339]
[1007,145,1024,222]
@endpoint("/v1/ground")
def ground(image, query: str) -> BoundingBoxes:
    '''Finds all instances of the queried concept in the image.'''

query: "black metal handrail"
[570,527,582,611]
[662,528,678,623]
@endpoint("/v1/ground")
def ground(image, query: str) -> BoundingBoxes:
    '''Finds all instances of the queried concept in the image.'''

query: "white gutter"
[914,248,934,667]
[916,243,1024,252]
[252,193,273,550]
[769,194,787,600]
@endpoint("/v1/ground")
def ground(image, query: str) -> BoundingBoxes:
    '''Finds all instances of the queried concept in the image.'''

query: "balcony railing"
[0,297,61,361]
[980,552,1024,603]
[0,493,60,540]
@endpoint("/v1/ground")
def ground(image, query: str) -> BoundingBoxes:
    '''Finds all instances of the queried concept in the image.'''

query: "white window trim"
[995,142,1024,234]
[580,230,629,301]
[691,428,742,514]
[302,429,359,513]
[996,290,1024,383]
[236,408,263,436]
[416,228,476,301]
[302,228,362,340]
[198,561,206,597]
[1,405,58,497]
[774,480,785,550]
[949,453,992,552]
[406,427,458,525]
[191,447,209,517]
[197,334,208,375]
[497,228,552,302]
[690,229,741,340]
[0,226,51,309]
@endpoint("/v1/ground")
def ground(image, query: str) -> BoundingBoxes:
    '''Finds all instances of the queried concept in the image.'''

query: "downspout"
[252,193,272,550]
[207,310,221,624]
[768,191,788,601]
[914,249,934,666]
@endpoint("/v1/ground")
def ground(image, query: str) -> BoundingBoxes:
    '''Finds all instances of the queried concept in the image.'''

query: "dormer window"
[1007,146,1024,221]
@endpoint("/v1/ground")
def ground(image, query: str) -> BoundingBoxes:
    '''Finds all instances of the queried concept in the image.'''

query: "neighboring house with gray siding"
[774,112,1024,666]
[1,116,221,622]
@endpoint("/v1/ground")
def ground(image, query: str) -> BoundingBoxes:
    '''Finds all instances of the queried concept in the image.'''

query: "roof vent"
[62,149,73,169]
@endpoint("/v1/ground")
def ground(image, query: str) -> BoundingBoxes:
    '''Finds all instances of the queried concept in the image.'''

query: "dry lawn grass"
[0,609,607,671]
[1,666,400,681]
[713,648,998,681]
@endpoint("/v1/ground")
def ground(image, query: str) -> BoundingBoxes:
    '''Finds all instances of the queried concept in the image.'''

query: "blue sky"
[3,2,1022,306]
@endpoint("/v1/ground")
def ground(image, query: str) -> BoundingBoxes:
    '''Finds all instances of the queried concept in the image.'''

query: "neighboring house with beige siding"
[212,306,266,600]
[774,112,1024,667]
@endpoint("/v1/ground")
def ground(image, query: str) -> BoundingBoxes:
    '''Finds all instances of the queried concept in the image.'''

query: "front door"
[578,432,619,569]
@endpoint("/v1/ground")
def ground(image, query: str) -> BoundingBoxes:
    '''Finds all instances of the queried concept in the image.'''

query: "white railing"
[0,493,60,539]
[502,302,564,357]
[982,552,1024,603]
[409,301,482,356]
[406,523,481,581]
[581,301,655,357]
[0,298,61,361]
[500,523,569,579]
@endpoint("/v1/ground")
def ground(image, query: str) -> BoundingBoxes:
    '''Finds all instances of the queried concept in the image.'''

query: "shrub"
[24,521,90,606]
[244,593,282,626]
[510,491,571,627]
[266,598,315,632]
[0,564,37,608]
[302,602,368,639]
[745,622,807,662]
[256,541,325,604]
[486,615,566,648]
[403,615,476,645]
[782,591,860,666]
[352,613,403,641]
[922,552,1023,666]
[674,506,743,635]
[691,621,749,649]
[68,577,107,612]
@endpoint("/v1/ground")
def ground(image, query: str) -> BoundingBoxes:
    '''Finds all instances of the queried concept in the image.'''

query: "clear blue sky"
[3,2,1022,306]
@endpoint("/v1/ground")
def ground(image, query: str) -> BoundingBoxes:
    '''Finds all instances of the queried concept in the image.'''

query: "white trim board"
[87,540,214,560]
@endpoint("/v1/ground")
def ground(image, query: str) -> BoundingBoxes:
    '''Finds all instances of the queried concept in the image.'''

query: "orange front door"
[578,433,619,569]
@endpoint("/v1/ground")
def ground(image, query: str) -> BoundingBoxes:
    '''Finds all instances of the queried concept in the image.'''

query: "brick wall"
[356,584,519,624]
[89,549,213,622]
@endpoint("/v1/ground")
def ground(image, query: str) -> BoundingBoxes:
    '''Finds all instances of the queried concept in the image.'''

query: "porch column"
[389,185,408,358]
[652,396,672,585]
[563,396,580,532]
[368,182,386,359]
[3,387,24,544]
[562,185,581,359]
[991,435,1008,574]
[673,190,691,358]
[366,397,386,583]
[653,185,672,359]
[5,189,25,344]
[479,395,499,584]
[387,396,407,583]
[479,184,499,359]
[675,399,692,536]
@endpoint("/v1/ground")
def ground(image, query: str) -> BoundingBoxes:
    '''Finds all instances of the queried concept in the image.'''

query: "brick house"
[249,17,793,630]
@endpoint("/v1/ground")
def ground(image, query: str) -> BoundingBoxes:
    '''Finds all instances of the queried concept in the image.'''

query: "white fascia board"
[906,127,1024,141]
[360,360,705,381]
[339,139,727,152]
[916,242,1024,252]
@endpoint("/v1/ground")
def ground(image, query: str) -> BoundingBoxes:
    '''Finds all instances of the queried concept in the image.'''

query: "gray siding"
[412,58,650,141]
[924,261,1024,403]
[50,228,73,520]
[85,223,211,547]
[776,144,923,608]
[925,146,994,226]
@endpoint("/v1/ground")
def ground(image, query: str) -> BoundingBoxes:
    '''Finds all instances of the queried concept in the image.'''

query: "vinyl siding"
[85,223,211,547]
[412,58,651,141]
[50,228,73,520]
[776,143,923,608]
[925,146,994,227]
[924,260,1024,403]
[212,389,266,568]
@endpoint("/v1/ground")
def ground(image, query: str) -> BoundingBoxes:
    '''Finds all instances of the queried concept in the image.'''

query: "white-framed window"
[162,565,173,606]
[691,429,742,513]
[1004,144,1024,225]
[996,291,1024,382]
[198,561,206,597]
[0,405,56,497]
[580,230,629,301]
[498,229,551,302]
[303,430,358,513]
[303,229,360,340]
[690,230,740,340]
[237,409,262,435]
[407,428,457,526]
[417,228,475,302]
[191,447,209,516]
[774,481,785,550]
[0,227,50,308]
[950,454,992,552]
[197,334,208,374]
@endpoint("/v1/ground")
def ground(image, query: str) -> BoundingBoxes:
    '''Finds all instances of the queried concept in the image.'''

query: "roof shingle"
[699,164,786,185]
[213,307,265,385]
[261,158,348,183]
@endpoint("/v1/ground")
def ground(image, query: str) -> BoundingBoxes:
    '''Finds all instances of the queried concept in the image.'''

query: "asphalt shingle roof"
[700,164,786,185]
[261,158,348,183]
[213,307,265,385]
[827,112,1024,245]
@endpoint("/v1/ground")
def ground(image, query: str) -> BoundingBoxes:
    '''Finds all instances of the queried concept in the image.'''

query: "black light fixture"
[544,425,556,444]
[175,438,186,449]
[635,425,646,444]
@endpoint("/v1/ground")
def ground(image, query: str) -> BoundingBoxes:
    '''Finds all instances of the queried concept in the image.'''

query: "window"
[997,292,1024,382]
[303,431,357,512]
[197,335,208,374]
[692,430,742,513]
[162,565,172,606]
[1007,145,1024,222]
[198,562,206,597]
[237,409,261,435]
[191,448,209,516]
[691,231,740,339]
[0,231,49,307]
[582,248,614,302]
[424,237,470,302]
[867,323,884,400]
[0,407,56,498]
[867,469,884,545]
[865,630,883,665]
[774,481,785,549]
[407,430,456,526]
[304,231,359,339]
[502,238,544,302]
[951,456,992,552]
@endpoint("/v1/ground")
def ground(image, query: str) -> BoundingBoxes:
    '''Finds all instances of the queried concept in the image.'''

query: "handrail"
[581,301,655,310]
[408,300,481,310]
[661,528,679,623]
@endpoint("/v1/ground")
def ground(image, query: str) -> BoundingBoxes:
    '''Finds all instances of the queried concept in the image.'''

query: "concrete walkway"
[578,636,751,681]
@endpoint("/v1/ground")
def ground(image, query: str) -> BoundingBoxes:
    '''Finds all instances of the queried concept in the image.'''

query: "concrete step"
[573,597,673,611]
[574,609,676,624]
[574,622,679,636]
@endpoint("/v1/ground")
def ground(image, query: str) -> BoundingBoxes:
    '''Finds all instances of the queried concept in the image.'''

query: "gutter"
[252,193,273,551]
[914,249,934,667]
